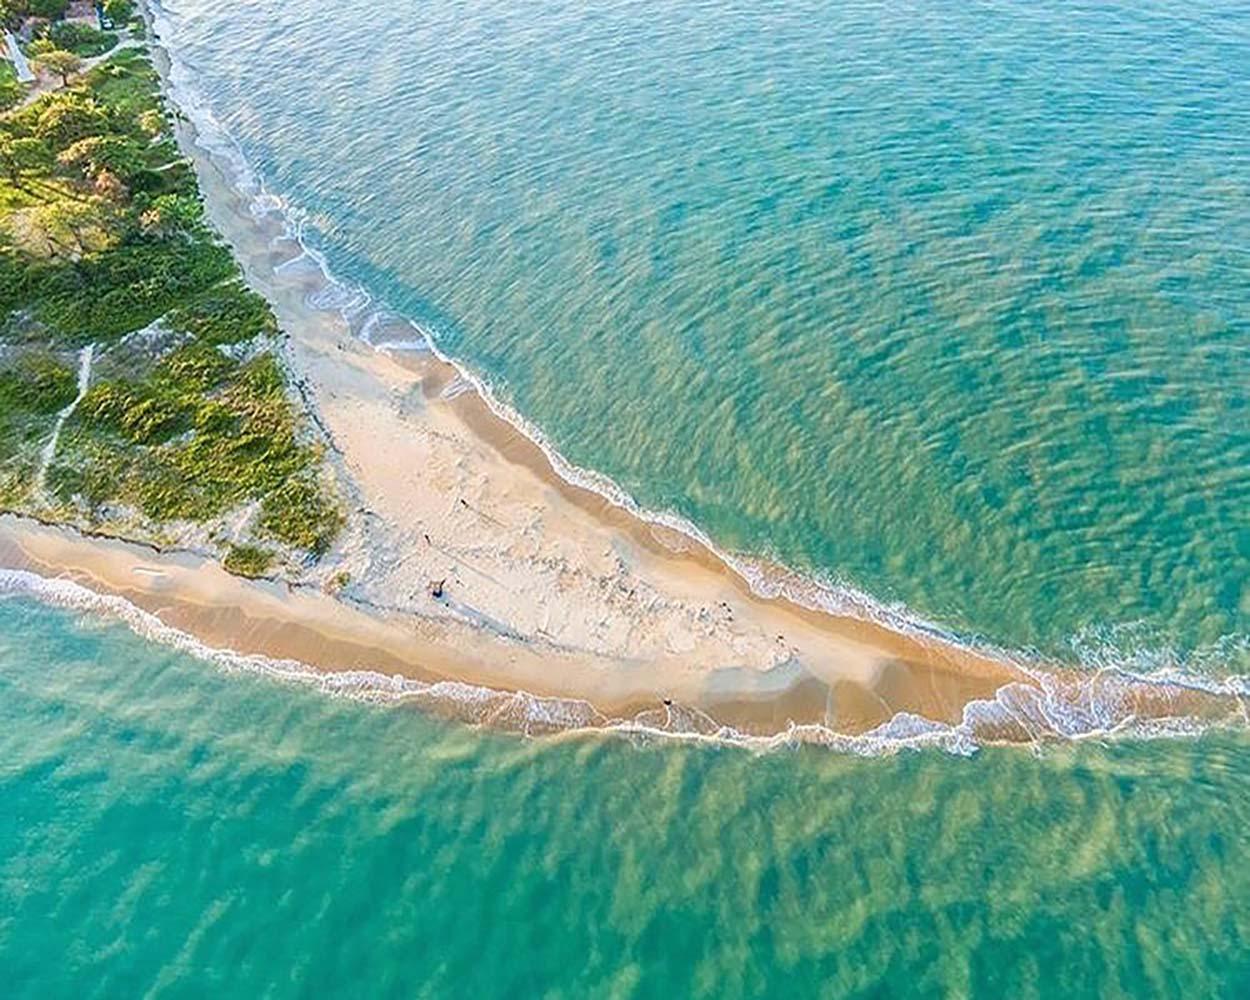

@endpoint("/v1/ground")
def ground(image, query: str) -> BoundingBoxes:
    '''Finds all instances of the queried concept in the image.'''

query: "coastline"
[0,12,1243,750]
[148,22,1037,737]
[4,509,1246,748]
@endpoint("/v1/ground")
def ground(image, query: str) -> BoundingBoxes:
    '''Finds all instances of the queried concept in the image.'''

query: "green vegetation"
[0,350,74,502]
[28,0,70,19]
[223,543,274,579]
[33,48,83,86]
[0,0,66,23]
[0,51,342,567]
[0,61,19,114]
[62,350,341,536]
[0,0,68,26]
[329,569,351,591]
[103,0,134,25]
[46,22,119,59]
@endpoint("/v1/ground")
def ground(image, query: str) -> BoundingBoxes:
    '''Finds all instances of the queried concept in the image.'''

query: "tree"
[104,0,134,23]
[6,196,115,262]
[28,37,57,58]
[138,193,202,239]
[138,109,164,138]
[57,134,145,183]
[34,48,83,87]
[27,0,68,20]
[0,1,30,31]
[0,133,52,186]
[31,90,108,149]
[0,77,22,113]
[92,167,125,202]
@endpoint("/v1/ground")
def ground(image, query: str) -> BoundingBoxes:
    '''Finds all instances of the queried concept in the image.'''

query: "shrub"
[0,353,77,413]
[103,0,135,24]
[154,342,239,391]
[78,380,189,444]
[28,0,69,21]
[49,22,118,58]
[0,78,22,113]
[167,282,279,346]
[223,543,274,578]
[28,91,109,150]
[259,474,342,556]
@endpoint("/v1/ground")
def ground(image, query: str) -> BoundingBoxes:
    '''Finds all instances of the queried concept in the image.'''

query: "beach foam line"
[148,0,1004,661]
[146,0,1247,687]
[0,565,601,730]
[2,565,1246,755]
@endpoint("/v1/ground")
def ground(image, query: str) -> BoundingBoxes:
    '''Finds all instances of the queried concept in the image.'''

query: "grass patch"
[259,473,342,556]
[0,352,76,506]
[0,178,45,214]
[223,543,274,578]
[0,50,342,563]
[56,340,338,536]
[3,240,237,346]
[167,281,280,347]
[0,352,77,414]
[83,49,161,118]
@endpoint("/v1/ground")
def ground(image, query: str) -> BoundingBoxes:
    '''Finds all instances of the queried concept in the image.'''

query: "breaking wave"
[139,1,1250,752]
[3,567,1246,756]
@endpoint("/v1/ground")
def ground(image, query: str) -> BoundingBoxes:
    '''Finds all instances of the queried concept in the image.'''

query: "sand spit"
[3,514,1244,750]
[1,21,1244,751]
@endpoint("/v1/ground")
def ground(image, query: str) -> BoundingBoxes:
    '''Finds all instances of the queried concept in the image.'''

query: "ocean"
[151,0,1249,663]
[3,0,1249,993]
[3,596,1249,996]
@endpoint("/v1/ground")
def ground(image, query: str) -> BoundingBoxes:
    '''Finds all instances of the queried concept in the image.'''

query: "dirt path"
[17,25,143,108]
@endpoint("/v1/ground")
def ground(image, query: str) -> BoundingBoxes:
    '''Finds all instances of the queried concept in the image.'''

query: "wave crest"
[145,0,1249,727]
[3,568,1247,756]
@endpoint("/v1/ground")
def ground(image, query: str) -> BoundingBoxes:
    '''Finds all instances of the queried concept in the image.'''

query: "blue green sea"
[3,596,1250,997]
[4,0,1250,993]
[154,0,1250,663]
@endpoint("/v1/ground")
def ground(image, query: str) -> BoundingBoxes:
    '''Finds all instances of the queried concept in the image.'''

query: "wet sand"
[157,33,1035,732]
[0,514,1023,737]
[4,512,1242,745]
[1,25,1243,749]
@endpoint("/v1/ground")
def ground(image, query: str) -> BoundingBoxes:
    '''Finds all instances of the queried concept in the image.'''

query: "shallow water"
[5,4,1248,990]
[3,597,1250,997]
[153,0,1250,663]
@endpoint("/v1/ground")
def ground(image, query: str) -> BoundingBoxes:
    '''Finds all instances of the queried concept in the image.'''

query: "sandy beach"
[0,22,1243,749]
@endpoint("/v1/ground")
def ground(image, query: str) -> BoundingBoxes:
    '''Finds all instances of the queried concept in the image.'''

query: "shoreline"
[4,512,1246,749]
[0,514,1001,744]
[0,12,1244,750]
[150,28,1032,737]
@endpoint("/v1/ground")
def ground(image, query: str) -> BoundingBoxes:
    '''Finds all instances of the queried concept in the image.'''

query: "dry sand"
[1,28,1243,747]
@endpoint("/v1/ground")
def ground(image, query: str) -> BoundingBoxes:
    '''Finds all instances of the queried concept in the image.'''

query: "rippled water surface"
[154,0,1250,661]
[3,598,1250,997]
[10,6,1249,990]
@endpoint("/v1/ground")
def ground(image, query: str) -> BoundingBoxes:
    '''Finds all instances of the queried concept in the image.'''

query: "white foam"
[2,566,1246,755]
[145,0,1249,715]
[0,567,593,727]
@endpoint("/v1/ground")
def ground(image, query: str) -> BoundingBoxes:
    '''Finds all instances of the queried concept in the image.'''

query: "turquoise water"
[3,596,1250,997]
[153,0,1250,662]
[5,4,1249,991]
